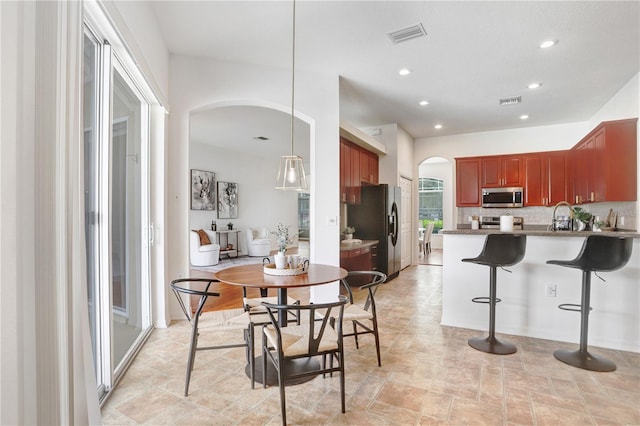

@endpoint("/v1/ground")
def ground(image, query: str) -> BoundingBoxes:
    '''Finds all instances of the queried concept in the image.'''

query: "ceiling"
[152,1,639,154]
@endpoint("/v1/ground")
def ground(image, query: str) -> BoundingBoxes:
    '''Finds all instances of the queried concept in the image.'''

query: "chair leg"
[278,358,287,426]
[184,325,199,396]
[468,266,516,355]
[339,350,346,413]
[352,321,360,349]
[372,318,381,367]
[248,325,255,389]
[262,333,268,389]
[553,271,616,372]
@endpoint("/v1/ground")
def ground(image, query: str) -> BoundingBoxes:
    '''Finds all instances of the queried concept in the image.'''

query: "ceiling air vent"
[499,96,522,106]
[387,23,427,44]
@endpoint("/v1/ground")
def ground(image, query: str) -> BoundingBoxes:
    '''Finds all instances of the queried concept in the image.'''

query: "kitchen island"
[442,229,640,353]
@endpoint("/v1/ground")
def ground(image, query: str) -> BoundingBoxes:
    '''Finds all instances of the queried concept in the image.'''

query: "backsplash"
[458,201,637,231]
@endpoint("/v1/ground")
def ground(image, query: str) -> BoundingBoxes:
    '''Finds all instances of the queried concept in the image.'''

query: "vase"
[345,233,353,240]
[274,251,287,269]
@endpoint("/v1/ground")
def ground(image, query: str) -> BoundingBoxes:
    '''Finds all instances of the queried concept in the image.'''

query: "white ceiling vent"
[499,96,522,106]
[387,23,427,44]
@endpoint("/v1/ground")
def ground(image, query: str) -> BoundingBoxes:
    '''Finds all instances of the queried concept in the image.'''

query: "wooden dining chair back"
[261,296,348,425]
[338,270,387,366]
[170,278,254,394]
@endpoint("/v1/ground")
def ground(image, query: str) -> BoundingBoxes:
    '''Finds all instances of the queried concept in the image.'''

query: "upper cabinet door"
[456,158,481,206]
[481,155,523,188]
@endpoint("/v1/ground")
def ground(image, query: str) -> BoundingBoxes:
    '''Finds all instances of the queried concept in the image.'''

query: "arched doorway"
[417,157,452,264]
[188,103,311,258]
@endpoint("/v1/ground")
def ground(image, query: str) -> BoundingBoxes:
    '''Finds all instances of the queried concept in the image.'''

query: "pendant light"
[275,0,308,191]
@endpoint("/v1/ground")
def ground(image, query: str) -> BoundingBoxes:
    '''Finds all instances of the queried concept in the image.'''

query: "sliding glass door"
[83,26,151,402]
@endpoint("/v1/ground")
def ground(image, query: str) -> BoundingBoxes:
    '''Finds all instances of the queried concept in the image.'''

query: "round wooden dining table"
[215,262,347,385]
[215,262,347,327]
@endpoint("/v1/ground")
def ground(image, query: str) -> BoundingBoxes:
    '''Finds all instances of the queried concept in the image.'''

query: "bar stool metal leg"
[468,266,517,355]
[553,271,616,372]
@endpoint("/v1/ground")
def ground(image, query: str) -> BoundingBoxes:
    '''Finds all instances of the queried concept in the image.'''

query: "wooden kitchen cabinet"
[340,138,379,204]
[340,243,378,285]
[481,155,524,188]
[455,157,481,206]
[360,149,378,184]
[524,151,567,206]
[570,118,637,203]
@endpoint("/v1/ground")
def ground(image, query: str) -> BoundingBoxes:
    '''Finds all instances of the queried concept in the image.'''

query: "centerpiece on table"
[271,223,298,269]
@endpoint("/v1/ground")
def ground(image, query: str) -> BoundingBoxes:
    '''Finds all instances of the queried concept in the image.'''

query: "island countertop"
[442,228,640,238]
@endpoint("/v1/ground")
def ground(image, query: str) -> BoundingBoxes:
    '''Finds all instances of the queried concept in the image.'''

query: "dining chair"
[261,296,348,425]
[423,222,435,254]
[170,278,254,395]
[335,270,387,366]
[242,286,300,384]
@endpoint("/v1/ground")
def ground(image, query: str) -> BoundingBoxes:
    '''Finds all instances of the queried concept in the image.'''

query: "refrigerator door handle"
[389,202,399,246]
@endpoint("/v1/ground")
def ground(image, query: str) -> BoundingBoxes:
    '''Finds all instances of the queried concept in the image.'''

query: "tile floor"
[102,264,640,425]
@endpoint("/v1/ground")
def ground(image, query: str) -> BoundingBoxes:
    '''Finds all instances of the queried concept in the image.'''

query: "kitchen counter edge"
[443,229,640,238]
[339,240,379,251]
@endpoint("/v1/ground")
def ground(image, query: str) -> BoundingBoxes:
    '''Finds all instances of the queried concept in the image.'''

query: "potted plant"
[572,207,592,231]
[271,223,298,268]
[343,226,355,240]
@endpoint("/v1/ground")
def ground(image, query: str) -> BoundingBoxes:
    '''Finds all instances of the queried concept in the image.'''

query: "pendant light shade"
[275,0,308,191]
[275,155,308,190]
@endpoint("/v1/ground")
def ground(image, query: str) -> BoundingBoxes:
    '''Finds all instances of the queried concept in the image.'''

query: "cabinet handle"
[590,192,595,202]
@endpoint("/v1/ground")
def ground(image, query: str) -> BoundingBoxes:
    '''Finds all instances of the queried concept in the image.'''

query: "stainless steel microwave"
[482,187,523,208]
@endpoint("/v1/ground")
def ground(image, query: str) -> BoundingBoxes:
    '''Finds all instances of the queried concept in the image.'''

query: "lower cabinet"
[340,243,378,285]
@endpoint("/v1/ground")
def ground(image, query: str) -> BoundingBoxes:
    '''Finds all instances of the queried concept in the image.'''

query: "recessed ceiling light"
[398,68,412,76]
[539,40,557,49]
[419,100,430,106]
[520,114,529,120]
[434,124,443,129]
[527,82,542,89]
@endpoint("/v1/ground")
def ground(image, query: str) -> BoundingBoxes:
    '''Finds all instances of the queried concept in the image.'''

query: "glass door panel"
[83,22,151,402]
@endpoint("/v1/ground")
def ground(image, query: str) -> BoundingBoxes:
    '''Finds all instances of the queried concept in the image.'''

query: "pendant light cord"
[290,0,296,156]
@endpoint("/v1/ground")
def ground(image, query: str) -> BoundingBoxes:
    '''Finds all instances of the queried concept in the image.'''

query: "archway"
[417,156,453,260]
[188,102,312,258]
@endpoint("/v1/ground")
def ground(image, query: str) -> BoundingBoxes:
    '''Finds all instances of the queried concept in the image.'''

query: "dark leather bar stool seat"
[547,235,633,372]
[463,233,527,355]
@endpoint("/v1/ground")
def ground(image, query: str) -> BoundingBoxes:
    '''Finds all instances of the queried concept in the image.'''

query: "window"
[418,177,443,233]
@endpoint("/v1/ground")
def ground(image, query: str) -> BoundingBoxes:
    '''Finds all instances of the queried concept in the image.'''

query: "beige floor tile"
[101,264,640,425]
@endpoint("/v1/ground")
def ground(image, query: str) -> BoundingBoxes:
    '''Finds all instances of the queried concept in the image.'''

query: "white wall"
[189,142,298,255]
[167,55,340,310]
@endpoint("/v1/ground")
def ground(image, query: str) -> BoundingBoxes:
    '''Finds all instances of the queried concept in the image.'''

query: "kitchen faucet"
[551,201,574,231]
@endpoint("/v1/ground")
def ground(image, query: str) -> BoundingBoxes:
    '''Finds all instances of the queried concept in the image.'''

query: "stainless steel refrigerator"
[347,184,401,280]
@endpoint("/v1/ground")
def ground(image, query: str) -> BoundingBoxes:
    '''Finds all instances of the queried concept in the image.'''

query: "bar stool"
[546,235,633,372]
[463,233,527,354]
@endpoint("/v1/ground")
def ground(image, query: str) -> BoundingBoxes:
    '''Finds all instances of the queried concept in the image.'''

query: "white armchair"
[190,230,221,266]
[245,227,271,257]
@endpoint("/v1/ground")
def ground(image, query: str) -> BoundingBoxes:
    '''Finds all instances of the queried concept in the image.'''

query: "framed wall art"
[190,169,216,210]
[217,181,238,219]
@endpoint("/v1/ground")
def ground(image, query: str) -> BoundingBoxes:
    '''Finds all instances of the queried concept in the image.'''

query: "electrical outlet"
[545,283,557,298]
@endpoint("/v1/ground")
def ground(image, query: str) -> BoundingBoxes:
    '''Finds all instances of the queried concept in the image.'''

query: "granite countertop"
[339,239,379,251]
[443,227,640,238]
